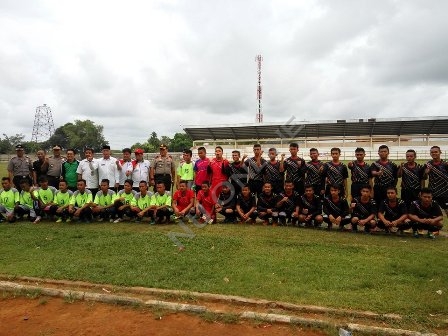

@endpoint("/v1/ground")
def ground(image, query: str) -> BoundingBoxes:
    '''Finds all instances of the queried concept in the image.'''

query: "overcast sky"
[1,0,447,148]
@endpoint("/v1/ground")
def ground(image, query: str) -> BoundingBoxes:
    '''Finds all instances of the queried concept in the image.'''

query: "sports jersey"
[409,200,443,219]
[277,191,299,213]
[425,160,448,197]
[378,199,407,221]
[298,194,322,216]
[228,161,248,186]
[54,190,74,207]
[349,161,371,184]
[177,161,194,181]
[196,190,215,214]
[217,191,236,209]
[0,188,20,211]
[236,193,257,213]
[265,160,284,184]
[370,160,398,187]
[284,156,306,183]
[34,186,57,205]
[257,192,279,212]
[116,190,137,206]
[20,190,34,208]
[323,196,349,218]
[131,159,151,187]
[322,162,348,187]
[305,160,324,187]
[193,158,210,186]
[209,158,230,186]
[131,192,153,210]
[173,189,194,211]
[401,163,425,190]
[245,157,267,181]
[351,197,377,219]
[150,192,172,207]
[94,190,117,206]
[70,190,93,207]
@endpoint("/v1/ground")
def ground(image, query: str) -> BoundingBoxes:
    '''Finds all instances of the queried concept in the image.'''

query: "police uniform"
[152,148,175,191]
[46,156,65,188]
[8,145,33,192]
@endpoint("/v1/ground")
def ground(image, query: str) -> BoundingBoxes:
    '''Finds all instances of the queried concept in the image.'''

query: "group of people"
[0,142,446,238]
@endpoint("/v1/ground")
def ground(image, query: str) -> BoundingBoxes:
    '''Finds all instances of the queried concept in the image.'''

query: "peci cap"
[134,148,144,154]
[53,145,62,150]
[102,145,111,150]
[15,144,24,150]
[159,144,167,149]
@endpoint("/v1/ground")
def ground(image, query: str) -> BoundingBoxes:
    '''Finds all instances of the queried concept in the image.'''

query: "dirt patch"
[0,297,327,336]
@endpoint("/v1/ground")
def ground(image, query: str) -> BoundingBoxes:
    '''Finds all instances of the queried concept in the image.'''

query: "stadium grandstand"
[184,116,448,161]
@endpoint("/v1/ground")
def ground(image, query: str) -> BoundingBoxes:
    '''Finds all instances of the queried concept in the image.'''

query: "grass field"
[0,162,447,333]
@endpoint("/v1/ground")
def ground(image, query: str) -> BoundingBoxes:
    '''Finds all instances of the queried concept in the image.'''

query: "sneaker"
[97,217,104,222]
[390,226,398,233]
[208,218,214,224]
[427,232,436,239]
[109,218,114,223]
[33,216,42,224]
[413,231,419,238]
[66,218,71,223]
[55,218,63,223]
[113,218,122,223]
[149,219,155,225]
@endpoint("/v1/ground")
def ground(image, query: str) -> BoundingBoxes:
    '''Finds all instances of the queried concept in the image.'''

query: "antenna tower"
[255,54,263,123]
[31,104,55,143]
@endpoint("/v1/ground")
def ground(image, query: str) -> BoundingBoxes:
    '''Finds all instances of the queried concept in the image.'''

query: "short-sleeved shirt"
[277,191,299,213]
[131,160,151,187]
[236,193,257,213]
[349,161,371,184]
[54,190,74,207]
[152,156,174,175]
[322,162,349,187]
[257,192,279,212]
[401,163,425,190]
[370,160,398,187]
[196,190,215,214]
[177,161,194,181]
[94,190,117,206]
[33,159,47,182]
[34,186,57,205]
[209,158,230,186]
[116,190,137,206]
[8,156,33,176]
[298,194,322,216]
[379,198,407,221]
[351,197,377,219]
[62,160,80,188]
[194,158,210,185]
[245,157,267,181]
[20,190,34,208]
[425,160,448,197]
[173,189,194,211]
[131,192,153,210]
[150,193,172,207]
[0,188,20,210]
[76,159,99,189]
[323,196,349,218]
[284,157,306,183]
[409,200,443,219]
[70,190,93,207]
[305,160,324,187]
[47,156,65,177]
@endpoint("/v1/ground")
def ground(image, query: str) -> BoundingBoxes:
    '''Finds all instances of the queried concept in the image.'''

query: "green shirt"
[70,190,93,207]
[94,190,116,206]
[131,192,153,210]
[62,160,80,187]
[117,190,136,206]
[54,190,73,207]
[34,186,57,205]
[177,162,194,181]
[0,188,20,211]
[150,193,172,207]
[20,190,34,208]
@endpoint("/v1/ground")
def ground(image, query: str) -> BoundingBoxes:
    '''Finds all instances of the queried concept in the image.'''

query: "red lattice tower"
[255,54,263,123]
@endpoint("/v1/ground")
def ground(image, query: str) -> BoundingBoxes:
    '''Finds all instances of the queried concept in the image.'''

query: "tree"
[46,120,107,154]
[147,132,159,152]
[170,132,193,152]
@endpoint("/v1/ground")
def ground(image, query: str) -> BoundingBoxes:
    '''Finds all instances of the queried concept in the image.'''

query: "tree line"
[0,120,192,154]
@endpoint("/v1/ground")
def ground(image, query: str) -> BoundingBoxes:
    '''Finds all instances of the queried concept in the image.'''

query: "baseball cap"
[134,148,144,154]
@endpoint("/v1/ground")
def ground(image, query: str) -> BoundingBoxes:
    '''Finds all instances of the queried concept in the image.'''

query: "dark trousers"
[373,185,389,206]
[46,175,60,189]
[351,182,368,199]
[248,179,264,195]
[49,205,70,219]
[154,174,172,191]
[13,175,32,193]
[401,188,420,208]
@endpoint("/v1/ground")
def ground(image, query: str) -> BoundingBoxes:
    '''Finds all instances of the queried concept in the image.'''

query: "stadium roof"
[183,117,448,141]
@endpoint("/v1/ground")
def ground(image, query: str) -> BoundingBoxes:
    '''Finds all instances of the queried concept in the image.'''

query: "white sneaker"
[113,218,122,223]
[97,218,104,222]
[33,216,42,224]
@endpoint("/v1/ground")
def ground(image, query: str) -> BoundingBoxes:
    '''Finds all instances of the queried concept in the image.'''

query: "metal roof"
[183,117,448,141]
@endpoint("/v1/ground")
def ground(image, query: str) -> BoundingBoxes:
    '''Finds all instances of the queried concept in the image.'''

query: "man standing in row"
[97,145,119,190]
[8,144,33,193]
[150,144,175,191]
[43,145,65,188]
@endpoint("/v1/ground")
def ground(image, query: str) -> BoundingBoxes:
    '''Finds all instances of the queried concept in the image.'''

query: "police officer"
[43,145,65,188]
[8,144,33,192]
[150,144,176,191]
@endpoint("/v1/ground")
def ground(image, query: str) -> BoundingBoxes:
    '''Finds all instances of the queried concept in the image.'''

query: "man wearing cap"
[150,144,175,191]
[131,148,151,191]
[8,145,33,192]
[97,145,120,191]
[43,145,65,188]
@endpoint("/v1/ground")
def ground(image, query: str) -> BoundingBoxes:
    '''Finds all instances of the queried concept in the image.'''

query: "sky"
[1,0,448,149]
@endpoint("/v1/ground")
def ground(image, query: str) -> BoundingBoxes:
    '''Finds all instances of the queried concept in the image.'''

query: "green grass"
[0,221,447,330]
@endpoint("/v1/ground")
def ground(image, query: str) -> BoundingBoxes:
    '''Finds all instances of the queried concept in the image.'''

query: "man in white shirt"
[97,145,120,190]
[76,148,99,195]
[132,148,151,191]
[117,148,134,190]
